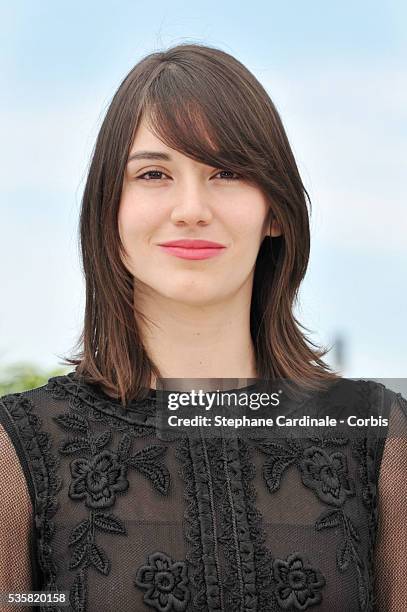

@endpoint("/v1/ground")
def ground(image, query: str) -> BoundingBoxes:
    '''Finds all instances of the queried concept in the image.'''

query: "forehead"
[130,116,168,149]
[130,106,220,158]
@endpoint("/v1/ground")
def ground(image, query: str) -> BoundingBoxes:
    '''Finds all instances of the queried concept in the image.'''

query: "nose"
[170,179,213,226]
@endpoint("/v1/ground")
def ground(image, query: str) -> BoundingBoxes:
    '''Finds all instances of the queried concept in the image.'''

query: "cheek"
[118,197,155,245]
[230,206,270,243]
[227,189,269,232]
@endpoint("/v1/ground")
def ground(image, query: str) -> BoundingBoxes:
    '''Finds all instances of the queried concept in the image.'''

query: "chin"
[162,286,225,307]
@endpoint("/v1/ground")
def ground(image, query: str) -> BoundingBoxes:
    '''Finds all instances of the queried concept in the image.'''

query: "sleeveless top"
[0,372,406,612]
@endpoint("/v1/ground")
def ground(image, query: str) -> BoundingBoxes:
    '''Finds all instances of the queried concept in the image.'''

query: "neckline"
[50,371,262,409]
[94,378,263,404]
[45,371,270,432]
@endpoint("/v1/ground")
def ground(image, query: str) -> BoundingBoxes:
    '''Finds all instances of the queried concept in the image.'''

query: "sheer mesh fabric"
[374,394,407,610]
[0,375,406,612]
[0,423,33,611]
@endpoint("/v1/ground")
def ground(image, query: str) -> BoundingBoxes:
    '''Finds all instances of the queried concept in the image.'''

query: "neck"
[135,286,258,389]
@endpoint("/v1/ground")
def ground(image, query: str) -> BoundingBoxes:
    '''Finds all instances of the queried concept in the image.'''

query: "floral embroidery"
[1,373,398,611]
[47,375,171,612]
[300,447,355,507]
[273,552,325,610]
[135,551,190,611]
[69,449,129,509]
[249,431,370,609]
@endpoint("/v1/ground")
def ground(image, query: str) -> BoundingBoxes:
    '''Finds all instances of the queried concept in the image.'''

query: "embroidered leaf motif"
[337,538,352,572]
[68,519,90,546]
[248,438,299,493]
[53,413,88,433]
[70,568,86,612]
[93,430,112,450]
[89,543,110,575]
[117,432,132,461]
[136,463,170,495]
[93,513,127,535]
[356,563,368,609]
[263,454,297,493]
[69,541,88,570]
[346,515,361,542]
[309,434,348,447]
[125,444,170,494]
[60,437,92,455]
[251,440,290,455]
[315,509,342,531]
[70,396,87,412]
[130,444,168,462]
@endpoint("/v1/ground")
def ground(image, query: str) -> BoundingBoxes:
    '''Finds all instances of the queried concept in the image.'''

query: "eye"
[136,169,170,181]
[214,170,241,182]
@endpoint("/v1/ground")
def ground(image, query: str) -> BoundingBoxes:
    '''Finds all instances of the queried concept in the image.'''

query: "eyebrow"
[127,151,172,164]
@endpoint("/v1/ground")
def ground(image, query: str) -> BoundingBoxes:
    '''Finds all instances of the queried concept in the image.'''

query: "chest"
[34,417,378,612]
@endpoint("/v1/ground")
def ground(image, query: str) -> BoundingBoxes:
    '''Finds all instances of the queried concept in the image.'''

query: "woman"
[0,43,406,612]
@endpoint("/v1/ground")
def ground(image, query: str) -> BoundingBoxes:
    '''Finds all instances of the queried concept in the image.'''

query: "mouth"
[156,238,227,260]
[157,245,226,260]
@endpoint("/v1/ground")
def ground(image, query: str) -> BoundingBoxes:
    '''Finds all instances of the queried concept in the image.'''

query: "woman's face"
[118,116,281,306]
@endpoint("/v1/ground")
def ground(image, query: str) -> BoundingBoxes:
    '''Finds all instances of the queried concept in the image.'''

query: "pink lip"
[157,239,226,248]
[156,238,227,260]
[158,245,226,260]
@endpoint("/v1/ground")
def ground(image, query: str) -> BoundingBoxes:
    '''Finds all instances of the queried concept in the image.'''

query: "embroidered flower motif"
[300,446,354,507]
[273,552,326,610]
[135,551,190,611]
[69,449,129,509]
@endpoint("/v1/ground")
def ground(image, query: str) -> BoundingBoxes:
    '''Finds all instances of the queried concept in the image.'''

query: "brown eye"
[214,170,241,181]
[137,170,169,181]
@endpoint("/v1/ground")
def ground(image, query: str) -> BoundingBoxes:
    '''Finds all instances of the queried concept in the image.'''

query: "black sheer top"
[0,373,406,611]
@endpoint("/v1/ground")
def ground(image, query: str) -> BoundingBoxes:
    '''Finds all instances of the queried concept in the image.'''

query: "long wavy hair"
[60,42,340,406]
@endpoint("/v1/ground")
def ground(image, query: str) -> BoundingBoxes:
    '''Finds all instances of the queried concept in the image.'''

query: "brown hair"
[60,42,340,406]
